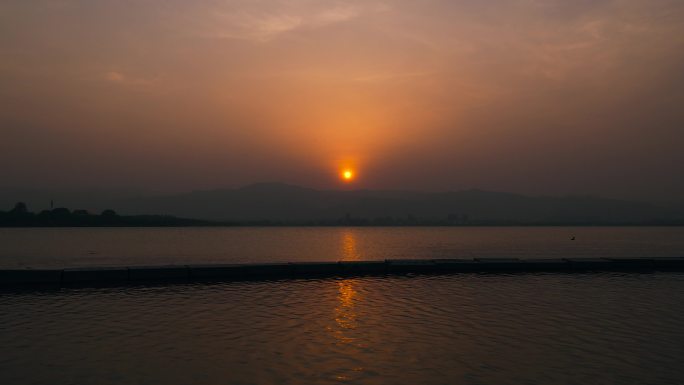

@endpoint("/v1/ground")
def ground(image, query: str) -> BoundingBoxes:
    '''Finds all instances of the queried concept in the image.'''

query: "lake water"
[2,273,684,385]
[2,227,684,384]
[0,226,683,268]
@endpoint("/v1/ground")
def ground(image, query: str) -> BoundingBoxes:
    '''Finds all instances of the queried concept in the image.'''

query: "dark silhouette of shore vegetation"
[0,202,216,227]
[1,197,684,227]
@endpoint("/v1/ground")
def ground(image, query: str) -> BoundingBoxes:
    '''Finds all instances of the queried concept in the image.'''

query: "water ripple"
[1,273,684,385]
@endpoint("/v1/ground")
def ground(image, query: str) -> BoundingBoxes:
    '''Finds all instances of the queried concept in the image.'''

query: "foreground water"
[1,226,683,268]
[2,273,684,385]
[3,227,684,384]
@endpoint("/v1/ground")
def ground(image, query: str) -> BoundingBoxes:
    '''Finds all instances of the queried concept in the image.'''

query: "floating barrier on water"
[653,257,684,268]
[188,264,244,280]
[339,260,386,274]
[1,257,683,288]
[522,258,568,271]
[0,269,62,285]
[62,267,128,283]
[128,265,190,281]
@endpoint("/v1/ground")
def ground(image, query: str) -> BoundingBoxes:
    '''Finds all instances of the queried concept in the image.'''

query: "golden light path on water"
[330,230,365,381]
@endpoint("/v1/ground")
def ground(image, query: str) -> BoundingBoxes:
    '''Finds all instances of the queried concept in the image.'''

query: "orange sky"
[1,0,683,200]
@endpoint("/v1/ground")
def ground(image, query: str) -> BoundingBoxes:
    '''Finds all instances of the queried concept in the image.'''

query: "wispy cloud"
[192,2,381,42]
[103,71,158,87]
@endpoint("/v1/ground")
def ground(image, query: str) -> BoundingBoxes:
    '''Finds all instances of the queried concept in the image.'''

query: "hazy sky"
[2,0,683,200]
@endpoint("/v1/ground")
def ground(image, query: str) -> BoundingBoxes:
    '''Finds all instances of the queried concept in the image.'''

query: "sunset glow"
[342,169,354,182]
[1,0,683,200]
[3,2,684,385]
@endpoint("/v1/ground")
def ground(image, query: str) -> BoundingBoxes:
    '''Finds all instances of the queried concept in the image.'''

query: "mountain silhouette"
[1,183,682,225]
[113,183,682,224]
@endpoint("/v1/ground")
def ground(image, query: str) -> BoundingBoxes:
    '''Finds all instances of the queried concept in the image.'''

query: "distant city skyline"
[2,0,683,201]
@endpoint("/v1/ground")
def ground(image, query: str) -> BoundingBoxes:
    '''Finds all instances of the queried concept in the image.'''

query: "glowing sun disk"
[342,169,354,181]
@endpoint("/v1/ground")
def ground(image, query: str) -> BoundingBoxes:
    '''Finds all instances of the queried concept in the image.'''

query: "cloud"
[104,71,125,82]
[192,2,378,42]
[103,71,158,88]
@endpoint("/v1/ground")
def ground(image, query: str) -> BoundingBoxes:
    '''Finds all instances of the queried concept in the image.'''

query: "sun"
[341,169,354,182]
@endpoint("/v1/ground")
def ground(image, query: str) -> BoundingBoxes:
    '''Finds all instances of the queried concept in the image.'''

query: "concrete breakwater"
[1,257,683,288]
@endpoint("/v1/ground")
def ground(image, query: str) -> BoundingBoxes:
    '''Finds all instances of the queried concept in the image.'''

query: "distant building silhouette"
[10,202,28,214]
[51,208,71,218]
[101,209,118,217]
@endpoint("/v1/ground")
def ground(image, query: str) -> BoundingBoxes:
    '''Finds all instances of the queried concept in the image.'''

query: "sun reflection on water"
[341,230,361,261]
[334,230,362,343]
[326,229,369,381]
[334,280,359,344]
[331,230,361,344]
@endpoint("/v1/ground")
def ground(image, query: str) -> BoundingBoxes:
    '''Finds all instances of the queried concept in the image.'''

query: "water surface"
[1,227,682,268]
[2,273,683,385]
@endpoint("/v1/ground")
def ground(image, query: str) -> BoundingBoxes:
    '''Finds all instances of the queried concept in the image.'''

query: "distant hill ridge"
[114,183,684,224]
[1,183,682,225]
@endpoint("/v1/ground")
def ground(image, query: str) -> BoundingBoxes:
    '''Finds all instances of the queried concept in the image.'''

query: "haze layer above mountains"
[2,183,682,225]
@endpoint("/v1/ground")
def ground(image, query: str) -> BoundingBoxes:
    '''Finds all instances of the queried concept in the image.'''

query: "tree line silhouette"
[0,202,211,227]
[0,202,478,227]
[2,201,682,227]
